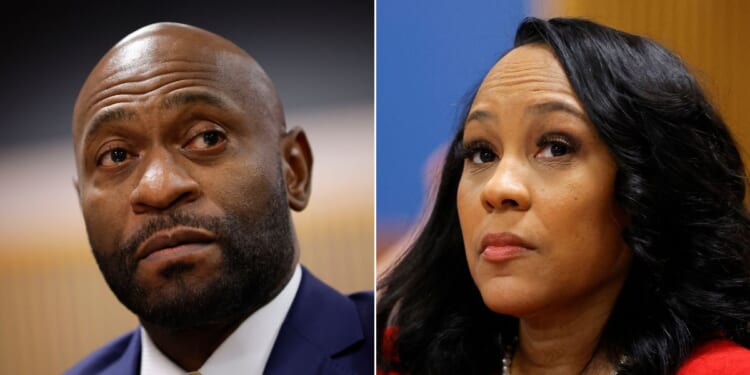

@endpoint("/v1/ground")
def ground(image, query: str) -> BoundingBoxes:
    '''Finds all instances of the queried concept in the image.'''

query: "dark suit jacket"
[64,267,373,374]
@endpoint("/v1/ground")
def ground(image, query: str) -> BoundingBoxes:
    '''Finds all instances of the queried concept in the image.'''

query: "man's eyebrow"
[84,108,138,143]
[161,91,229,110]
[527,100,586,120]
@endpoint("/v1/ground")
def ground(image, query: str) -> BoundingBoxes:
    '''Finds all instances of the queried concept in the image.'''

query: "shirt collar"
[140,264,302,375]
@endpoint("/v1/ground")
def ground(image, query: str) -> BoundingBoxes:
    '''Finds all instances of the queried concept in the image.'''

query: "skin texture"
[72,23,313,371]
[456,44,632,374]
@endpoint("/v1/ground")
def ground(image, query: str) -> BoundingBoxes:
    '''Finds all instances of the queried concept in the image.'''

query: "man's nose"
[129,150,200,214]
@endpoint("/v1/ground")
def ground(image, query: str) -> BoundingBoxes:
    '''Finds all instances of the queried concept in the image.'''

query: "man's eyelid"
[93,140,130,164]
[183,121,227,142]
[183,130,227,151]
[96,147,133,167]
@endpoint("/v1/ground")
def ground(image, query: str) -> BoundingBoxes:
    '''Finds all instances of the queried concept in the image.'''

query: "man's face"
[72,25,305,329]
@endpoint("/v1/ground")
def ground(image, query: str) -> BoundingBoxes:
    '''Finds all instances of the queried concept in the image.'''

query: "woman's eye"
[539,141,571,158]
[472,148,497,164]
[461,140,498,165]
[463,144,497,165]
[185,130,226,150]
[536,134,579,159]
[98,148,131,167]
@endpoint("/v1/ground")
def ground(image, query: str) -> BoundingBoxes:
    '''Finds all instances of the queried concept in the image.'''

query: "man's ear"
[280,127,313,211]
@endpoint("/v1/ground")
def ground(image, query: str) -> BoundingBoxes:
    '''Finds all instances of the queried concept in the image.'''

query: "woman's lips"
[480,232,535,262]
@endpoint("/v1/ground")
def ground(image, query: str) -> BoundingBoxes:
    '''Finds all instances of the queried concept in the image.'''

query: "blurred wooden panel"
[0,245,138,374]
[292,107,374,293]
[532,0,750,161]
[0,105,373,374]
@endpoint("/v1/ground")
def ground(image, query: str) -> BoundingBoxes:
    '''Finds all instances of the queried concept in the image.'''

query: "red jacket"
[678,339,750,374]
[380,327,750,374]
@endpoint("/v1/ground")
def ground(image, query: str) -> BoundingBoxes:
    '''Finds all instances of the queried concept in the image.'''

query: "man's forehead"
[116,22,245,56]
[72,23,284,144]
[96,23,248,81]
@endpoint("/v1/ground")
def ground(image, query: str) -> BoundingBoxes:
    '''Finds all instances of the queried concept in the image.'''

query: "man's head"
[72,23,312,329]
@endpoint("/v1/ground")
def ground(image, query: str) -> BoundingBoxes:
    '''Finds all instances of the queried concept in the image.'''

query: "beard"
[89,182,295,331]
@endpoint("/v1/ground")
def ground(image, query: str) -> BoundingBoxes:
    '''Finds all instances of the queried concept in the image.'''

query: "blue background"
[377,0,528,236]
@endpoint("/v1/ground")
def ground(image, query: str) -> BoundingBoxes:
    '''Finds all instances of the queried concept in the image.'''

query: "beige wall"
[0,105,373,374]
[532,0,750,162]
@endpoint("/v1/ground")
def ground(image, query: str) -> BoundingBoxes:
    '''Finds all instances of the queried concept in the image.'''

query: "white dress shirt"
[139,264,302,375]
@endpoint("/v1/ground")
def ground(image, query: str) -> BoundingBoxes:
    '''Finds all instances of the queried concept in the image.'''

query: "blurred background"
[4,0,750,373]
[376,0,750,274]
[0,1,372,373]
[376,0,526,270]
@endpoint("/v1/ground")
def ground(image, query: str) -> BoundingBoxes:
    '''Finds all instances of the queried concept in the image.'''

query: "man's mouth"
[135,227,216,261]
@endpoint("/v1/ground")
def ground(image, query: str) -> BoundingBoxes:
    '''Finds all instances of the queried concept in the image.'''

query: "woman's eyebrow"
[465,100,586,127]
[527,100,586,120]
[465,109,495,124]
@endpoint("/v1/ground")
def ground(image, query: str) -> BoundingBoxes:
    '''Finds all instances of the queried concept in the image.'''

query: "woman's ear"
[280,127,313,211]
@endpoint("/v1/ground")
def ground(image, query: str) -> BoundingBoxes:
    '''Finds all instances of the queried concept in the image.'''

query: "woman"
[377,17,750,375]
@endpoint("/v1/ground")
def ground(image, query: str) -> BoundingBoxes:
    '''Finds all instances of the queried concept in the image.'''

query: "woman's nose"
[479,158,531,212]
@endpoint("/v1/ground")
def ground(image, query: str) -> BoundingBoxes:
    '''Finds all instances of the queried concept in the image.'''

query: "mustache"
[121,212,224,260]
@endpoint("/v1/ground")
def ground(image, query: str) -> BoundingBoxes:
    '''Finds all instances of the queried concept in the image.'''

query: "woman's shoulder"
[378,326,401,374]
[677,339,750,374]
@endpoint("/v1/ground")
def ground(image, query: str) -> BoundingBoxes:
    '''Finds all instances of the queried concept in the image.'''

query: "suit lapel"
[109,328,142,375]
[263,267,365,375]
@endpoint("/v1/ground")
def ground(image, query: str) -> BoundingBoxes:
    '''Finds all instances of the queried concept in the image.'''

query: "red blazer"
[380,327,750,374]
[678,339,750,374]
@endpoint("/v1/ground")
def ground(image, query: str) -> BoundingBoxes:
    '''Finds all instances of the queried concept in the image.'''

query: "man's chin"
[127,282,234,330]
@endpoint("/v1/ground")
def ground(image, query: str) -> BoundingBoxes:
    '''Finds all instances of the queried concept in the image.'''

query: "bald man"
[64,23,373,375]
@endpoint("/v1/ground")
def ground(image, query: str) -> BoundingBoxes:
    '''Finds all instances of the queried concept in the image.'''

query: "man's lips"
[480,232,535,261]
[135,227,216,261]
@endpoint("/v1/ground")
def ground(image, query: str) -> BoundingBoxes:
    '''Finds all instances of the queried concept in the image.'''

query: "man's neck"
[141,314,248,371]
[139,265,298,371]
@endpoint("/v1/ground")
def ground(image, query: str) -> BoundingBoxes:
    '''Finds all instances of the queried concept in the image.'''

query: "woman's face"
[457,44,631,318]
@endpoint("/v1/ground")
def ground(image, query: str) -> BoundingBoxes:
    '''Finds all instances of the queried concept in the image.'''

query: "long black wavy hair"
[377,17,750,375]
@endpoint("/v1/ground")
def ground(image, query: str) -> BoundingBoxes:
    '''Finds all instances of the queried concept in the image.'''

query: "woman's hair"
[377,16,750,375]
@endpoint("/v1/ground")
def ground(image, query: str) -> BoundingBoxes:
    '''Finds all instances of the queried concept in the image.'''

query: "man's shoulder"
[266,269,373,374]
[348,290,374,308]
[64,329,140,375]
[346,290,374,329]
[296,268,373,325]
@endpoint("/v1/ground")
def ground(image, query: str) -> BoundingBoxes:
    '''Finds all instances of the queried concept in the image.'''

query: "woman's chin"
[478,283,539,317]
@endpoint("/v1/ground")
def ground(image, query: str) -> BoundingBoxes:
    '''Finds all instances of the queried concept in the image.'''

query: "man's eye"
[185,130,226,150]
[203,131,220,146]
[98,148,131,167]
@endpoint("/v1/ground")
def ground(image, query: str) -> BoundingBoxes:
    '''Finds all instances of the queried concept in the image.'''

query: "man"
[65,22,373,374]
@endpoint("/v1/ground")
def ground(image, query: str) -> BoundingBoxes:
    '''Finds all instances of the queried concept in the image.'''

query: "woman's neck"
[511,284,622,374]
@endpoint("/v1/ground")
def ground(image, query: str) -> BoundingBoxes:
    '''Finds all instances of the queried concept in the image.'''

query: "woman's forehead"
[476,44,573,98]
